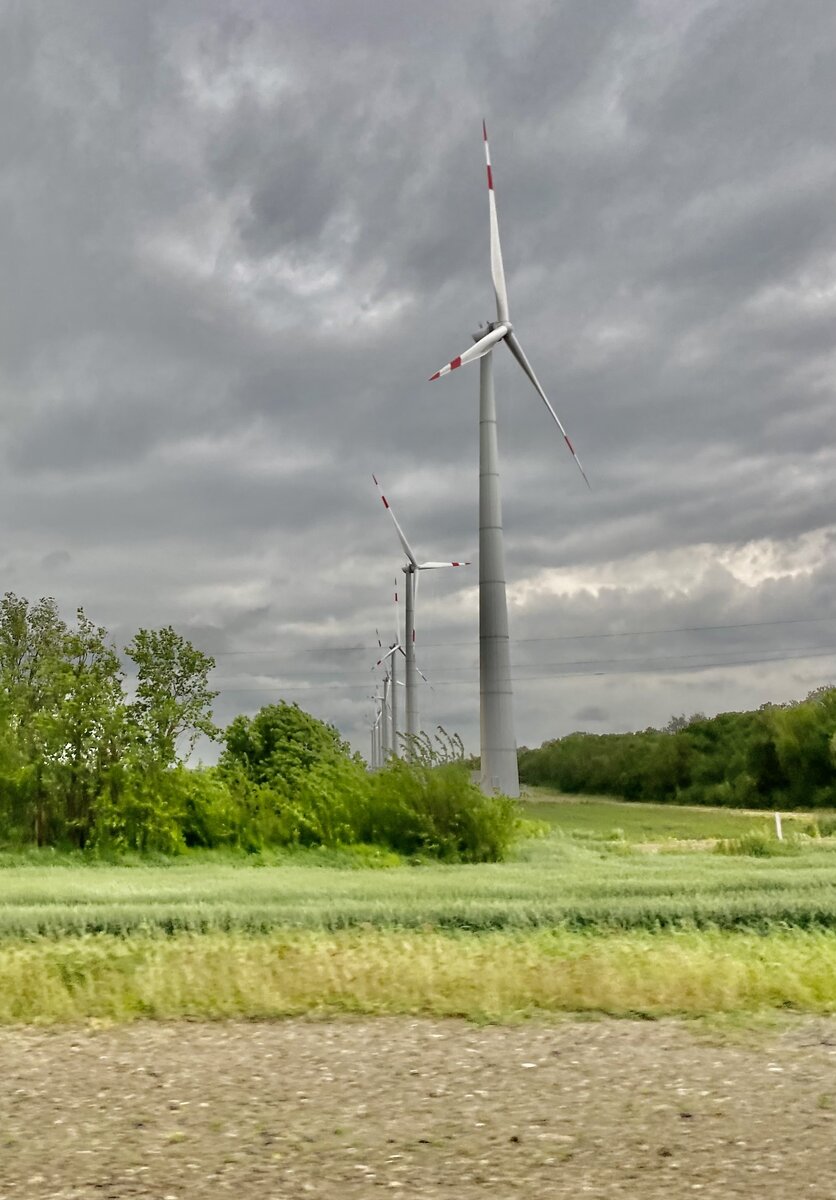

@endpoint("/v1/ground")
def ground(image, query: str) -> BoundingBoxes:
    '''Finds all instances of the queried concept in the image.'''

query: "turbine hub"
[474,320,512,342]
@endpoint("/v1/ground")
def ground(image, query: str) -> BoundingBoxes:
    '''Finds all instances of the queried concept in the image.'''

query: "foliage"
[125,626,218,766]
[0,593,221,849]
[0,596,129,847]
[221,701,353,786]
[366,759,519,862]
[519,687,836,809]
[217,704,518,862]
[399,725,465,766]
[808,816,836,838]
[714,832,801,857]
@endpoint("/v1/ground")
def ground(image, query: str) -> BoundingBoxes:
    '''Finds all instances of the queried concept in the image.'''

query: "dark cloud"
[2,0,836,757]
[571,705,609,725]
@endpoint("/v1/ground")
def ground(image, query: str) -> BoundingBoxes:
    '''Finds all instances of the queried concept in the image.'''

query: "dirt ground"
[1,1017,834,1198]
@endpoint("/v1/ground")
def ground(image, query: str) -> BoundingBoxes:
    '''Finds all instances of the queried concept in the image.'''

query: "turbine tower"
[373,582,406,758]
[370,697,383,769]
[429,122,588,797]
[373,629,394,760]
[373,474,468,752]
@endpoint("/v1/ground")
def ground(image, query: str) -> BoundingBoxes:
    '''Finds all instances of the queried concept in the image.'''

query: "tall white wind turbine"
[373,475,468,752]
[429,121,589,797]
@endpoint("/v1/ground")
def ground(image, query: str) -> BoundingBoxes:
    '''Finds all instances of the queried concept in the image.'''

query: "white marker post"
[774,812,783,841]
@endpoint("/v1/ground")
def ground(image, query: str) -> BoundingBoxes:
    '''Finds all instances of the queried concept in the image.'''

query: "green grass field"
[1,796,834,1023]
[1,835,835,937]
[519,789,819,841]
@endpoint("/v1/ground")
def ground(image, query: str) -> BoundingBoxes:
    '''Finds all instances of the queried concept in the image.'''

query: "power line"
[202,613,836,658]
[430,639,836,674]
[211,643,836,694]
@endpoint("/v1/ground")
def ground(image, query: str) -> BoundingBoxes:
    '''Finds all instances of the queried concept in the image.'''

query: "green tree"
[57,609,127,847]
[221,701,354,787]
[125,626,218,767]
[0,594,69,843]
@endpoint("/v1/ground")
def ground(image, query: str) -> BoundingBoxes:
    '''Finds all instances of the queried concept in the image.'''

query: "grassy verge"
[1,928,834,1024]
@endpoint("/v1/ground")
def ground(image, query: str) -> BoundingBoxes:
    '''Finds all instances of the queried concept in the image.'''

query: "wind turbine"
[372,630,393,761]
[373,474,469,753]
[372,583,406,758]
[429,122,588,798]
[370,699,380,769]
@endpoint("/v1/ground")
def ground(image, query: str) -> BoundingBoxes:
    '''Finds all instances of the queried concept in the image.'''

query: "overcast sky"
[4,0,836,760]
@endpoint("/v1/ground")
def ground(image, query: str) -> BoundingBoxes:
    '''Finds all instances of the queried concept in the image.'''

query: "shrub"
[276,756,371,848]
[806,816,836,838]
[179,769,240,848]
[714,832,800,857]
[365,760,520,862]
[220,702,355,787]
[94,766,188,854]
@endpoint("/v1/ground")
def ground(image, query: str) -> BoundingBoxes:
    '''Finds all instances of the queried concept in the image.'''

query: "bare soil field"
[1,1017,834,1198]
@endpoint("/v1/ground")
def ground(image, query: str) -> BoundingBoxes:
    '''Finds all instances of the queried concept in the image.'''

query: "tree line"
[518,687,836,809]
[0,593,517,860]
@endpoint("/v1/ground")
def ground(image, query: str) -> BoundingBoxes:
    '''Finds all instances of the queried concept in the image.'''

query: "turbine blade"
[373,645,398,669]
[416,664,434,691]
[483,120,510,324]
[372,475,418,567]
[417,560,470,569]
[505,330,590,488]
[429,324,508,381]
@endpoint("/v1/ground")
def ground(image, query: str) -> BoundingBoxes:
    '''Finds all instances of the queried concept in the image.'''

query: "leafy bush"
[221,702,355,787]
[365,760,519,862]
[275,756,371,848]
[217,704,521,862]
[805,816,836,838]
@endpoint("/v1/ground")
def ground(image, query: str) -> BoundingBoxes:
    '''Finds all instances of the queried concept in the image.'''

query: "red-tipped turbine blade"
[483,121,510,325]
[372,474,418,567]
[373,644,398,670]
[429,324,508,381]
[418,560,471,569]
[504,330,590,488]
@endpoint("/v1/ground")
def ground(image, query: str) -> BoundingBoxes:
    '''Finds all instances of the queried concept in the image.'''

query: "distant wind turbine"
[370,696,383,769]
[429,121,589,797]
[372,581,406,758]
[372,629,394,762]
[373,474,469,752]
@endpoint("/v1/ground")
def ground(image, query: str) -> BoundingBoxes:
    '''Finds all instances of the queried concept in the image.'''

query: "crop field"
[2,837,836,938]
[1,797,835,1024]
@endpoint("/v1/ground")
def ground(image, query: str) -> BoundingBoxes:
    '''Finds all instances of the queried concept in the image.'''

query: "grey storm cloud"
[571,706,610,726]
[3,0,836,757]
